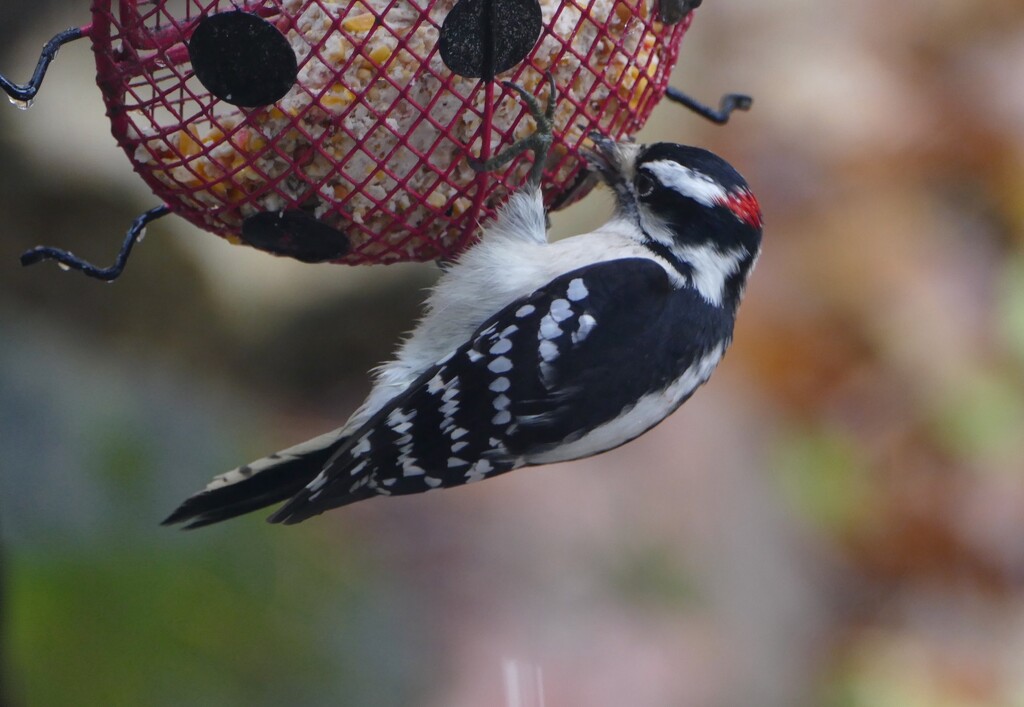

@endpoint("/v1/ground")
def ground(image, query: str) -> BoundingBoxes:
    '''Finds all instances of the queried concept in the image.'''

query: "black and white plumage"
[164,133,763,528]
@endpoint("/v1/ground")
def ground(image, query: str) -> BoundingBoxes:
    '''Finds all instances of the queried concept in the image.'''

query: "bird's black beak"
[581,132,625,187]
[579,133,642,217]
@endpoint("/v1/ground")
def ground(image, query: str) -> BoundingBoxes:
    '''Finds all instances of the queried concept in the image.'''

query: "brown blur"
[2,1,1024,705]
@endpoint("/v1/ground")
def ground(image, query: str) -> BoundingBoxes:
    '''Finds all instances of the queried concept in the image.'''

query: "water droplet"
[137,227,147,242]
[57,262,71,271]
[7,95,34,110]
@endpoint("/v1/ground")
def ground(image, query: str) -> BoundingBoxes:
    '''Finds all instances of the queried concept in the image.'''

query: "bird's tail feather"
[162,431,344,529]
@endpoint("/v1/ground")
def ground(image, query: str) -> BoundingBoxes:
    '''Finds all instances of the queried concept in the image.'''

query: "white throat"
[636,213,750,307]
[671,243,749,307]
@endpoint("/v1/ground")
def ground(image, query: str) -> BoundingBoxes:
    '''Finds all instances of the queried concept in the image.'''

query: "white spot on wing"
[489,377,511,392]
[352,435,372,457]
[490,338,513,355]
[440,384,459,432]
[539,340,559,362]
[492,410,512,425]
[567,278,588,302]
[540,361,557,386]
[549,299,572,323]
[388,408,416,429]
[488,357,513,373]
[573,314,597,344]
[427,373,446,394]
[539,316,561,340]
[402,460,425,477]
[516,304,536,318]
[465,458,495,483]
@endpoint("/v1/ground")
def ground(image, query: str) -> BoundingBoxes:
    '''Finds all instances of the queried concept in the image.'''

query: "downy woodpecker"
[164,79,763,528]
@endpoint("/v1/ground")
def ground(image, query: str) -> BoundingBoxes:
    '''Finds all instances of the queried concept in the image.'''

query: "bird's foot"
[469,71,556,187]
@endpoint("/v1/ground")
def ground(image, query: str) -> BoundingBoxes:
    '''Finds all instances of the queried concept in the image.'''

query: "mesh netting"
[90,0,690,264]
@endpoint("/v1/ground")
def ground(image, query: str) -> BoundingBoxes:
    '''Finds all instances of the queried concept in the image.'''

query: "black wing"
[268,258,732,524]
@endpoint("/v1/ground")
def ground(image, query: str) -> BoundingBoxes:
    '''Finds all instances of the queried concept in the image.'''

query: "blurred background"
[3,0,1024,704]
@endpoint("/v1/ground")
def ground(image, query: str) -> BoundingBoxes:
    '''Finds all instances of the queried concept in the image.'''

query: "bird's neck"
[658,242,757,310]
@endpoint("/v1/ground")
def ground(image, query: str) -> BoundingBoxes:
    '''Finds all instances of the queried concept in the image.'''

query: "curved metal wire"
[0,26,86,104]
[20,205,171,281]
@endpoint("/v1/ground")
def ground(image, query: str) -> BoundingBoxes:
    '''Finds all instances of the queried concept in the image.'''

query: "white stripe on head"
[644,160,729,206]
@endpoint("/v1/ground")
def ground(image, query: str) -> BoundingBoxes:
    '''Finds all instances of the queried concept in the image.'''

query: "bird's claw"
[468,71,556,187]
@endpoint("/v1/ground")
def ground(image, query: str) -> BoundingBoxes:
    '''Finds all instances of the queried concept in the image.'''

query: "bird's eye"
[635,171,656,198]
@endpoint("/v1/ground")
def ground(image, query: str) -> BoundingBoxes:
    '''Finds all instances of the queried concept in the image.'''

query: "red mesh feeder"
[4,0,749,279]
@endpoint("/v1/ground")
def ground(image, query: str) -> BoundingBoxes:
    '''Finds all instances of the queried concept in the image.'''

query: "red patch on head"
[716,190,763,229]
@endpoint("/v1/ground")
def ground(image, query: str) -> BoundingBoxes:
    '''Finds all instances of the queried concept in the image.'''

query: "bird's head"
[583,135,763,308]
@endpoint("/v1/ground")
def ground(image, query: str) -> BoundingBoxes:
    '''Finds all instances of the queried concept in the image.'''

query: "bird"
[163,77,763,529]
